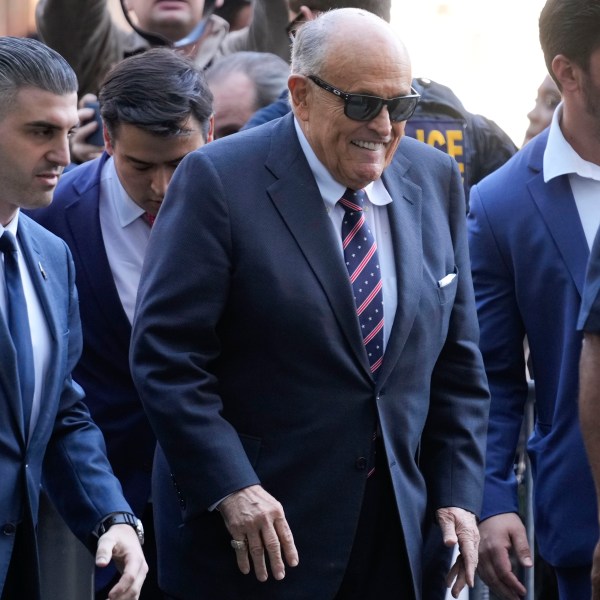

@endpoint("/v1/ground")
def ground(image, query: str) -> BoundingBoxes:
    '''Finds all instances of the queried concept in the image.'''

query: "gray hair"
[206,51,290,112]
[290,13,333,76]
[0,37,77,119]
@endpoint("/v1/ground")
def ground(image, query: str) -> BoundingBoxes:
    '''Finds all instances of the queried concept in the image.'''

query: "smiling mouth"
[352,140,385,151]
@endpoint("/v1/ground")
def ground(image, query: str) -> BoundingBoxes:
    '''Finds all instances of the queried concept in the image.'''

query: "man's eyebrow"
[26,120,76,131]
[126,155,153,166]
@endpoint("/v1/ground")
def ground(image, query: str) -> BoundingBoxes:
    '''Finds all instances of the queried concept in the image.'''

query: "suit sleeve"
[467,184,528,520]
[419,158,491,516]
[41,239,131,550]
[130,151,261,521]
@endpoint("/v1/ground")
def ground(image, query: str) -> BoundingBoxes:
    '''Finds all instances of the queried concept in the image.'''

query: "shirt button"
[3,523,16,536]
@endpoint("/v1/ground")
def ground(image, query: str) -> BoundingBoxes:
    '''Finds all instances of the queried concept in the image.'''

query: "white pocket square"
[437,272,457,288]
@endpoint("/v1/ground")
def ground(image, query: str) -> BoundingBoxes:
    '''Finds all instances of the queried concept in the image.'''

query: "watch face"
[135,519,145,545]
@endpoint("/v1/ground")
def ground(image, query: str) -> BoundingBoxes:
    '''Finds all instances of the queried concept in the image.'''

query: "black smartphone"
[83,101,104,147]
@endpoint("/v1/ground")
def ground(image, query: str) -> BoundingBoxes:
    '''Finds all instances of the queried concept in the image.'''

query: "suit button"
[355,457,367,470]
[2,523,16,536]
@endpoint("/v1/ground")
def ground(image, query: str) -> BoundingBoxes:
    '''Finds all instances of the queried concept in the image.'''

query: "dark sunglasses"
[308,75,420,123]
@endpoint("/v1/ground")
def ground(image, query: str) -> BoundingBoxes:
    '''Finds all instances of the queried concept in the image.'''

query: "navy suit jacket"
[31,155,155,518]
[468,128,597,566]
[0,213,130,594]
[130,113,490,599]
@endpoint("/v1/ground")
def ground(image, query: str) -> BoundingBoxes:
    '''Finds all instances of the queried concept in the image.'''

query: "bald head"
[291,8,410,80]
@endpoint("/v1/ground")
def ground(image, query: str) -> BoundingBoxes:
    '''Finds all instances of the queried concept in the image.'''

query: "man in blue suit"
[130,8,490,600]
[32,48,214,599]
[0,36,147,599]
[468,0,600,597]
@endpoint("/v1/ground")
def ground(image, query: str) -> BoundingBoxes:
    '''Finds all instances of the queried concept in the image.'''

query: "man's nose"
[151,168,170,198]
[47,134,71,167]
[368,105,393,136]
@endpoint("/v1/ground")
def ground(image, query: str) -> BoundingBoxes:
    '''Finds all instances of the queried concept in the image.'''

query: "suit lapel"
[65,160,132,346]
[16,217,62,443]
[527,141,589,297]
[265,116,372,378]
[377,155,423,385]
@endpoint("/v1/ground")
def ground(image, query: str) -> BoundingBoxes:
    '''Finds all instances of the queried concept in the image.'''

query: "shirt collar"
[544,102,600,182]
[0,211,20,239]
[101,156,146,227]
[293,117,393,211]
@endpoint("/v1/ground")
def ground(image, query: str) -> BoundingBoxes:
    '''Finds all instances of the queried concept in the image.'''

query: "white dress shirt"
[544,102,600,250]
[0,213,52,437]
[294,118,398,347]
[99,157,151,325]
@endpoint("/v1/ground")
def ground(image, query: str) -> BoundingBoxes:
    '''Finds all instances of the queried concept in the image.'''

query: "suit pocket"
[436,266,458,305]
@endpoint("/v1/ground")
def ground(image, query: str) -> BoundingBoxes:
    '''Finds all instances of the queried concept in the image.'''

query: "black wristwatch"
[95,512,144,546]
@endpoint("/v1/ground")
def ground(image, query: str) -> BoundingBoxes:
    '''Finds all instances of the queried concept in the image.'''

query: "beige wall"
[0,0,36,37]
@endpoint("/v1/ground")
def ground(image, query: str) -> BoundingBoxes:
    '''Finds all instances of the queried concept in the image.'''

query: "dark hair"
[539,0,600,87]
[0,36,78,118]
[99,48,214,141]
[288,0,391,22]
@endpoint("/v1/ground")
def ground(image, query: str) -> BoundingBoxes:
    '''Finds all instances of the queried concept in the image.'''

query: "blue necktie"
[339,188,384,378]
[0,231,35,433]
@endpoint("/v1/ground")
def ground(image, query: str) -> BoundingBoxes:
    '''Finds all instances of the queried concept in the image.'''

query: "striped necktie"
[339,188,384,378]
[0,231,35,433]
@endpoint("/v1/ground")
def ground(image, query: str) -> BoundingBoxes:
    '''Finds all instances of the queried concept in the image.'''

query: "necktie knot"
[0,230,17,255]
[339,188,367,213]
[143,212,156,228]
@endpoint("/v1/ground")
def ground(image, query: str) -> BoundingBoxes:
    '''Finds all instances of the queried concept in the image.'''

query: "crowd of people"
[1,0,600,600]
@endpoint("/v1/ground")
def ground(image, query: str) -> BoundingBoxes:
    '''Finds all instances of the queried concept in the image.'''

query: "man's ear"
[206,114,215,143]
[552,54,578,93]
[288,75,310,121]
[103,123,115,156]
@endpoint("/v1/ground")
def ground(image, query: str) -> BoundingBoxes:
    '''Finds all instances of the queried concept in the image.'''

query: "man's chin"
[21,192,55,212]
[147,14,195,42]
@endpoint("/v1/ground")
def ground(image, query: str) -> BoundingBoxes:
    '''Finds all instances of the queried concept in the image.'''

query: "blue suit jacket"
[468,128,597,567]
[130,113,490,599]
[0,213,130,594]
[31,155,155,518]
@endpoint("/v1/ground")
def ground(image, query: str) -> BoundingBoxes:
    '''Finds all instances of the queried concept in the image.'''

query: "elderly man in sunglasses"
[130,8,490,600]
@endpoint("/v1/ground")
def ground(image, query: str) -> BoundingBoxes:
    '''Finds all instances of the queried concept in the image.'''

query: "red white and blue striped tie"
[339,188,384,378]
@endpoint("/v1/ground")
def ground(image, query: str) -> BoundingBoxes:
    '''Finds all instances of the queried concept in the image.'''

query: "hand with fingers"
[218,484,299,582]
[71,93,105,164]
[477,512,532,600]
[437,506,480,599]
[96,524,148,600]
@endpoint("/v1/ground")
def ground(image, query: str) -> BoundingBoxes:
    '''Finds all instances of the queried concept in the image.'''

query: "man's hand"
[71,93,104,164]
[96,523,148,600]
[477,512,532,600]
[218,484,299,582]
[437,506,479,598]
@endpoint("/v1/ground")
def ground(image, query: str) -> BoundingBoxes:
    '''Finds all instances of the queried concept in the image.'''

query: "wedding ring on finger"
[230,539,248,551]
